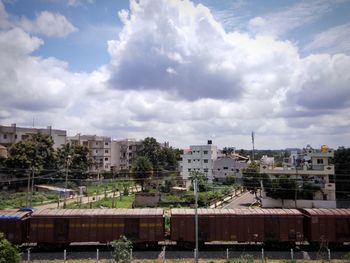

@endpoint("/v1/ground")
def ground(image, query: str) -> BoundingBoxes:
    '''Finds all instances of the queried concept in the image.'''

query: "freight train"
[1,208,350,248]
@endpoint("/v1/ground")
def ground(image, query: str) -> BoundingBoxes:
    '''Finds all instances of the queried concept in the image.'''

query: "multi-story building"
[213,154,249,184]
[0,123,66,149]
[180,140,218,181]
[68,134,112,172]
[111,139,143,171]
[260,145,335,208]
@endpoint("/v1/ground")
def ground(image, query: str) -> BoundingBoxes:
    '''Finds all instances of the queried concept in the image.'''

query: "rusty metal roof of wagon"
[302,208,350,216]
[171,208,302,216]
[32,208,163,217]
[0,209,32,220]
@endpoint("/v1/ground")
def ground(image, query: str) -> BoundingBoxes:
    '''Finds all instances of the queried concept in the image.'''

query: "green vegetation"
[66,194,135,209]
[0,233,21,263]
[226,255,254,263]
[111,235,133,263]
[132,156,153,191]
[85,181,134,195]
[0,191,57,209]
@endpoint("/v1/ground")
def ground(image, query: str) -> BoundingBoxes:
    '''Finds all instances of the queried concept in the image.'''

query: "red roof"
[32,208,164,217]
[302,208,350,217]
[171,208,302,216]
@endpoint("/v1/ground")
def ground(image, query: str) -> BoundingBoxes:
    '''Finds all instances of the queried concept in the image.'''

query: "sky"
[1,0,350,150]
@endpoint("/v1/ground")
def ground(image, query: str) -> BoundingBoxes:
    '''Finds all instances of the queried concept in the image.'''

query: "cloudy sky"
[1,0,350,149]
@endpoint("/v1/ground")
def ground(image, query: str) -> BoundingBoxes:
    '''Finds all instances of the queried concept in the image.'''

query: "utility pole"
[251,131,255,162]
[30,167,35,207]
[194,178,199,263]
[63,155,71,208]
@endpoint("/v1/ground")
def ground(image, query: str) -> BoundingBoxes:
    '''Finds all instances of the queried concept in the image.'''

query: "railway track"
[20,244,350,261]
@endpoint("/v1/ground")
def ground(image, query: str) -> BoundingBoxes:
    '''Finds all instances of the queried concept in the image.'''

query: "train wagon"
[29,208,164,246]
[302,208,350,247]
[0,209,32,244]
[171,208,303,247]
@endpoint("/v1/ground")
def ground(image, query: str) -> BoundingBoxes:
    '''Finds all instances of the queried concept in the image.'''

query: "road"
[222,191,257,209]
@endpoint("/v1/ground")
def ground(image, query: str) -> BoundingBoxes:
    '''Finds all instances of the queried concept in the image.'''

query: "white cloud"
[248,0,343,37]
[304,23,350,55]
[67,0,94,7]
[20,11,77,37]
[1,0,350,149]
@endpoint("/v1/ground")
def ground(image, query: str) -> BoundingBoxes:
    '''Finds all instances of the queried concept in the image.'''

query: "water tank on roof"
[321,145,329,153]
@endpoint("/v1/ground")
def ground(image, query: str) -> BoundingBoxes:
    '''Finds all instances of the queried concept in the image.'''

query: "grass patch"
[66,194,135,209]
[0,191,57,209]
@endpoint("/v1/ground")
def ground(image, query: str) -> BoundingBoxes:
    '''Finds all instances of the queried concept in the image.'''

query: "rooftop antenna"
[251,131,255,162]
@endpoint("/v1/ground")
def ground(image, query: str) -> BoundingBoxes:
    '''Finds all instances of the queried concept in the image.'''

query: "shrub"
[0,233,21,263]
[111,235,133,263]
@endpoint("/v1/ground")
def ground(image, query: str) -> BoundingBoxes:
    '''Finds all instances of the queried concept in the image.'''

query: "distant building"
[111,139,143,171]
[68,134,112,172]
[213,154,249,184]
[260,145,335,208]
[180,140,218,181]
[0,123,66,149]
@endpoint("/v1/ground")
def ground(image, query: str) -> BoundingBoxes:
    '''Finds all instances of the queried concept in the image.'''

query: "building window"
[105,149,109,154]
[129,146,132,150]
[188,168,191,172]
[14,134,17,139]
[105,157,108,161]
[223,167,228,170]
[3,134,7,139]
[105,142,108,146]
[329,174,335,183]
[317,159,324,164]
[95,150,98,154]
[188,159,191,163]
[204,168,208,172]
[96,142,98,146]
[203,151,208,154]
[204,159,208,163]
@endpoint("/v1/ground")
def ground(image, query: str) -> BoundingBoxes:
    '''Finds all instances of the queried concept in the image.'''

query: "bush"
[0,233,21,263]
[226,254,254,263]
[111,235,132,263]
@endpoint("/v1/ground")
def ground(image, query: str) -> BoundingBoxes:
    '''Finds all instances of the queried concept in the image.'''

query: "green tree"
[111,235,133,263]
[264,175,296,207]
[132,156,153,191]
[56,143,91,179]
[140,137,161,169]
[0,233,21,263]
[242,162,264,198]
[189,171,209,192]
[334,147,350,200]
[159,147,178,170]
[6,133,56,174]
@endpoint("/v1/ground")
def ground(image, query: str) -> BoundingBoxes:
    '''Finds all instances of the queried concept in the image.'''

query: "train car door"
[199,217,209,242]
[125,218,139,239]
[54,218,69,243]
[264,216,279,241]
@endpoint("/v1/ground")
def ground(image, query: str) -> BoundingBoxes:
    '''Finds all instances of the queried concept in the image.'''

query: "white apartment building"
[213,155,248,184]
[68,134,112,172]
[260,145,335,208]
[0,123,66,149]
[180,140,218,181]
[111,139,143,171]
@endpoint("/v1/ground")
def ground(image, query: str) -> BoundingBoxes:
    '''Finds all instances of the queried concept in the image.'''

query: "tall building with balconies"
[68,134,112,172]
[111,139,143,171]
[180,140,218,181]
[260,145,335,208]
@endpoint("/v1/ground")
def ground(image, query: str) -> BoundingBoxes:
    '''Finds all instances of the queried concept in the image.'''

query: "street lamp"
[63,155,71,208]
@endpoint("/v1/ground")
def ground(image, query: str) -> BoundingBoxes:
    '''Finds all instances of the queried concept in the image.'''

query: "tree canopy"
[6,133,56,173]
[132,156,153,191]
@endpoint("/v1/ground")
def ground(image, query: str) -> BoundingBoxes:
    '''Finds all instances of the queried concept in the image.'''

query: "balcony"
[260,164,334,175]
